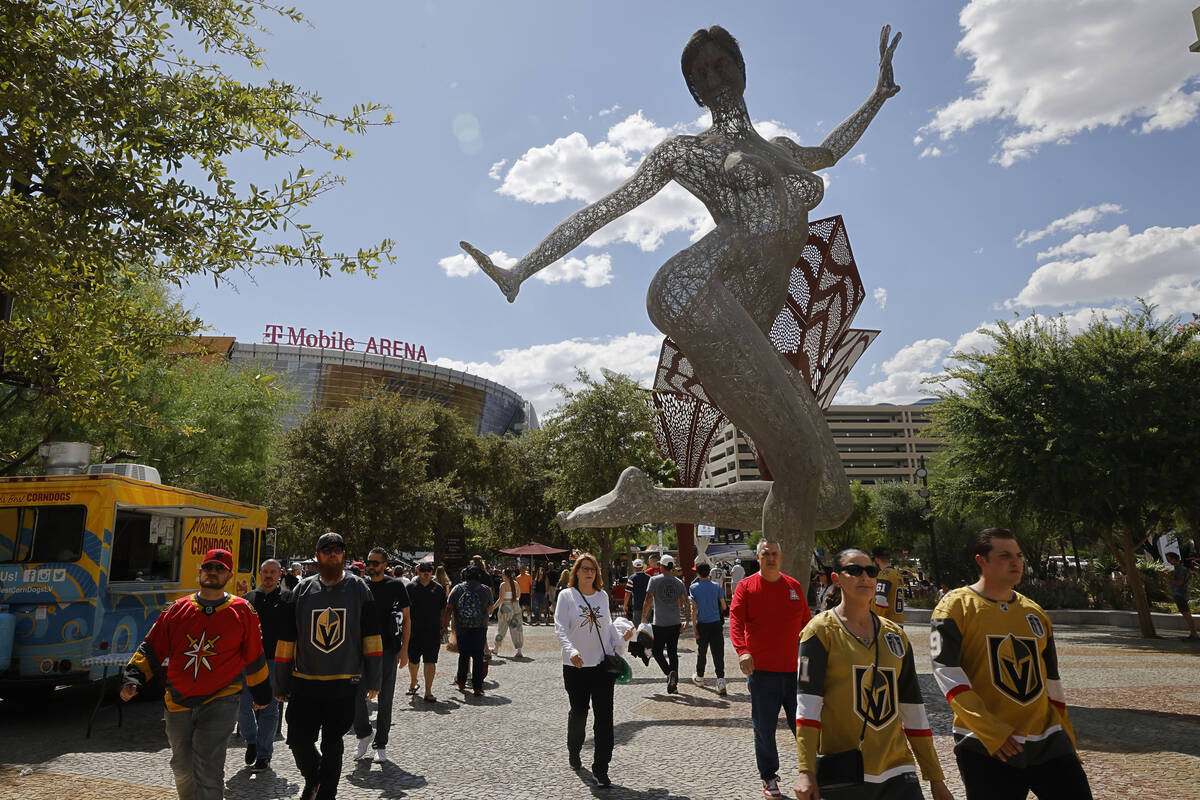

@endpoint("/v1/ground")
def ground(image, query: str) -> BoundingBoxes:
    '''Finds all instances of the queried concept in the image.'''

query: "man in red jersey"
[729,539,812,799]
[122,549,271,800]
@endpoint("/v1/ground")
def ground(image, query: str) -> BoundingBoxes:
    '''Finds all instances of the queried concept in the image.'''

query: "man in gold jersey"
[930,528,1092,799]
[871,547,905,624]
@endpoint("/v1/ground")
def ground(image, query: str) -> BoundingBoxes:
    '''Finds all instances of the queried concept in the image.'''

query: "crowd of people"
[119,525,1103,800]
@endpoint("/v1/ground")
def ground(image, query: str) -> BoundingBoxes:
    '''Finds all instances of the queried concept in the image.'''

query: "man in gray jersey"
[275,533,382,800]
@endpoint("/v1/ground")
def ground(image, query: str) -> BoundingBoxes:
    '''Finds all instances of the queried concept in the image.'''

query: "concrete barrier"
[903,606,1190,632]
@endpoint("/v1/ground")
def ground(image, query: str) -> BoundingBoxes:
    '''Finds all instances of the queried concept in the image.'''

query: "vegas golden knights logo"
[987,633,1044,704]
[853,665,897,729]
[312,607,347,653]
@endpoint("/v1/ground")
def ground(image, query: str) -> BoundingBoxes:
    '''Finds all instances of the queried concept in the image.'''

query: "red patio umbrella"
[497,541,569,557]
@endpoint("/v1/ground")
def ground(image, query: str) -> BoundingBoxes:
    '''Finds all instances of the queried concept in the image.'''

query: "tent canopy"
[497,541,569,556]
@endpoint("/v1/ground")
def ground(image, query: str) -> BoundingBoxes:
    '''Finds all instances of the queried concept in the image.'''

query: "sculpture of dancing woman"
[463,25,901,580]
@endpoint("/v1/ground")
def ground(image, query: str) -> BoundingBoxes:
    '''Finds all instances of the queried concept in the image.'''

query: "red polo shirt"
[728,571,811,672]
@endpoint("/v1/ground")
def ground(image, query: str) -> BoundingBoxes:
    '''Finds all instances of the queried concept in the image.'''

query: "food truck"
[0,469,269,696]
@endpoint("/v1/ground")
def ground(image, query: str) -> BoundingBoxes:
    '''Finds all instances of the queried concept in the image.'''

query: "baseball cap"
[316,532,345,550]
[201,549,233,571]
[661,555,675,567]
[418,562,434,572]
[632,558,643,568]
[871,546,891,558]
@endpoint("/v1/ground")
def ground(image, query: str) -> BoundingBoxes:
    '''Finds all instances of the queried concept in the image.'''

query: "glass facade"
[230,343,536,437]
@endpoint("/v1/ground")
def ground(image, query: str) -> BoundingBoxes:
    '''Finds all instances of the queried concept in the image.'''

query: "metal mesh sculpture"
[463,24,901,579]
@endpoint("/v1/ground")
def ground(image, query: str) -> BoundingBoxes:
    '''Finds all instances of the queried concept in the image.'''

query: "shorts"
[1175,596,1191,614]
[408,630,441,664]
[519,593,531,608]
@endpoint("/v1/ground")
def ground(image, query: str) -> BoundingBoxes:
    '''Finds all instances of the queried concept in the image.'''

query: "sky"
[181,0,1200,417]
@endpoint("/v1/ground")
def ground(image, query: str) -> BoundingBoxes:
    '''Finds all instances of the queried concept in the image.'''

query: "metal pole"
[916,457,940,582]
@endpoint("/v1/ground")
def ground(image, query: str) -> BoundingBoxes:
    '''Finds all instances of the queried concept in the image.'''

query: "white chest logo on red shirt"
[183,631,221,679]
[789,590,800,600]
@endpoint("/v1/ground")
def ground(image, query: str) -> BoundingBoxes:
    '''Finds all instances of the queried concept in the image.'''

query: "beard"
[317,558,344,583]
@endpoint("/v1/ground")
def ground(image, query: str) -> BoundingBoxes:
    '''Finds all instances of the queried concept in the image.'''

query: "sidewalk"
[0,621,1196,799]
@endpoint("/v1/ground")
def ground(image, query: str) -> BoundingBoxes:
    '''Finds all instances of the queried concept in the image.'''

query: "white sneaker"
[514,649,523,658]
[354,735,372,760]
[717,677,727,696]
[373,748,388,764]
[691,673,704,686]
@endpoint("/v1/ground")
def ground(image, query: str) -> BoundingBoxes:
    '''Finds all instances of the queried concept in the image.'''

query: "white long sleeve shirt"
[554,587,626,667]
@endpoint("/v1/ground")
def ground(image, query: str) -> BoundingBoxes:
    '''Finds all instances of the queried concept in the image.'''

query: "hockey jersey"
[796,611,943,785]
[274,574,382,695]
[930,587,1076,765]
[874,565,906,624]
[124,592,271,712]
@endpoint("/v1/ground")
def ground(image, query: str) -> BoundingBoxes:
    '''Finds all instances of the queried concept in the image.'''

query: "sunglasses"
[839,564,880,578]
[365,560,384,567]
[318,545,344,554]
[201,563,229,573]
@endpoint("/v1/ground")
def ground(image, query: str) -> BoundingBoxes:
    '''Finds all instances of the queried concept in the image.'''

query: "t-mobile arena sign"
[263,324,428,362]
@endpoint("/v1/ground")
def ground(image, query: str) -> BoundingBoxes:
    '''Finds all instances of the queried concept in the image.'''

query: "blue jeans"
[747,669,797,781]
[237,660,278,761]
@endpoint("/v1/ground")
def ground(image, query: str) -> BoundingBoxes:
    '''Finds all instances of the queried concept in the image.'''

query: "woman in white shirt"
[554,552,634,789]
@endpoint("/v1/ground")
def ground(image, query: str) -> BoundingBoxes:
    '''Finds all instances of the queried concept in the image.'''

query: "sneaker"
[717,677,727,696]
[762,777,783,798]
[473,688,484,696]
[667,670,678,693]
[244,743,257,766]
[354,734,372,760]
[514,649,523,658]
[593,766,611,788]
[691,673,704,686]
[373,748,388,764]
[456,681,466,691]
[252,758,270,772]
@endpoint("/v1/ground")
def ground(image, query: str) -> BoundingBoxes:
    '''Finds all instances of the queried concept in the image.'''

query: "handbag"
[582,593,629,678]
[815,614,880,791]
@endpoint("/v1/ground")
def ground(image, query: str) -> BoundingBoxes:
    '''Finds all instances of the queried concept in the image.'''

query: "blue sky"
[182,0,1200,415]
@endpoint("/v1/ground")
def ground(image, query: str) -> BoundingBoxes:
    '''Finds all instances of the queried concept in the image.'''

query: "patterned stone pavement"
[0,622,1196,799]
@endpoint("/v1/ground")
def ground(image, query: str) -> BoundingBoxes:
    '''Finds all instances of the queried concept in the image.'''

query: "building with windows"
[700,400,939,488]
[200,337,537,437]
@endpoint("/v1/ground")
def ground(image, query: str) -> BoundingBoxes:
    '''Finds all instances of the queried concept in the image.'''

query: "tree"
[932,306,1200,636]
[468,430,559,551]
[540,370,662,574]
[268,392,460,557]
[818,482,878,554]
[0,0,394,432]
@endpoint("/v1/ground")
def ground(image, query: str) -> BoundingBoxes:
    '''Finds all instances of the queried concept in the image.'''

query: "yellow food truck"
[0,471,269,697]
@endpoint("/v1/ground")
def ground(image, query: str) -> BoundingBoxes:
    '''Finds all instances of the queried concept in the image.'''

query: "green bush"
[1017,579,1090,610]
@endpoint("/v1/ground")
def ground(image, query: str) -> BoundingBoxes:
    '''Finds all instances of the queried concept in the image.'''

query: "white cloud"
[432,332,662,413]
[487,159,508,180]
[1016,203,1124,246]
[1008,223,1200,312]
[882,338,952,374]
[489,111,808,254]
[872,287,887,310]
[437,248,613,289]
[923,0,1200,167]
[918,146,942,159]
[597,104,622,117]
[851,154,867,166]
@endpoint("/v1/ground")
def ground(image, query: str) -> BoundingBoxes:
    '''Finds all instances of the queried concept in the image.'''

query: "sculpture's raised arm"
[461,140,676,303]
[816,25,901,166]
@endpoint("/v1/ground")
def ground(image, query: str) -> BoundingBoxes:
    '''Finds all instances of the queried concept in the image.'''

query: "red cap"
[352,561,365,570]
[202,549,234,571]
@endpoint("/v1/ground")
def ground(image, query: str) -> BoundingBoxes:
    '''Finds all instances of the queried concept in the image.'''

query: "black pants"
[651,623,681,677]
[956,748,1093,800]
[563,664,616,770]
[822,772,923,800]
[455,626,486,690]
[694,620,725,678]
[286,681,356,800]
[354,647,397,747]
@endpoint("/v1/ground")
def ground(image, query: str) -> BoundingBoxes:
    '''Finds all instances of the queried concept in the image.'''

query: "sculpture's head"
[682,25,746,108]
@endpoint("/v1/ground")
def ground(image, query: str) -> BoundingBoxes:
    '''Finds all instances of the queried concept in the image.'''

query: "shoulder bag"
[581,593,629,679]
[815,613,880,791]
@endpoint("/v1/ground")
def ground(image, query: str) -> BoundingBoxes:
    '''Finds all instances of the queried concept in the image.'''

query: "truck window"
[0,506,86,563]
[110,510,182,582]
[238,528,255,573]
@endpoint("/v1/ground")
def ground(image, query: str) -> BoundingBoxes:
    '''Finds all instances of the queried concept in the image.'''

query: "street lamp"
[915,458,941,582]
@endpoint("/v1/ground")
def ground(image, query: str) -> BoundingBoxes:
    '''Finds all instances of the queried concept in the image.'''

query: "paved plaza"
[0,622,1196,799]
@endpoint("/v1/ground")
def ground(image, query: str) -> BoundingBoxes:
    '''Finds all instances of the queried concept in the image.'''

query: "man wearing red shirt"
[729,539,812,799]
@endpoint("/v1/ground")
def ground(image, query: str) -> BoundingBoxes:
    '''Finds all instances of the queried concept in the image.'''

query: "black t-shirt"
[367,576,410,651]
[406,577,448,630]
[244,585,293,658]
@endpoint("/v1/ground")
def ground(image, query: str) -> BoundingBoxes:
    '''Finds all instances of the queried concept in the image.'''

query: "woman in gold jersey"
[794,549,953,800]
